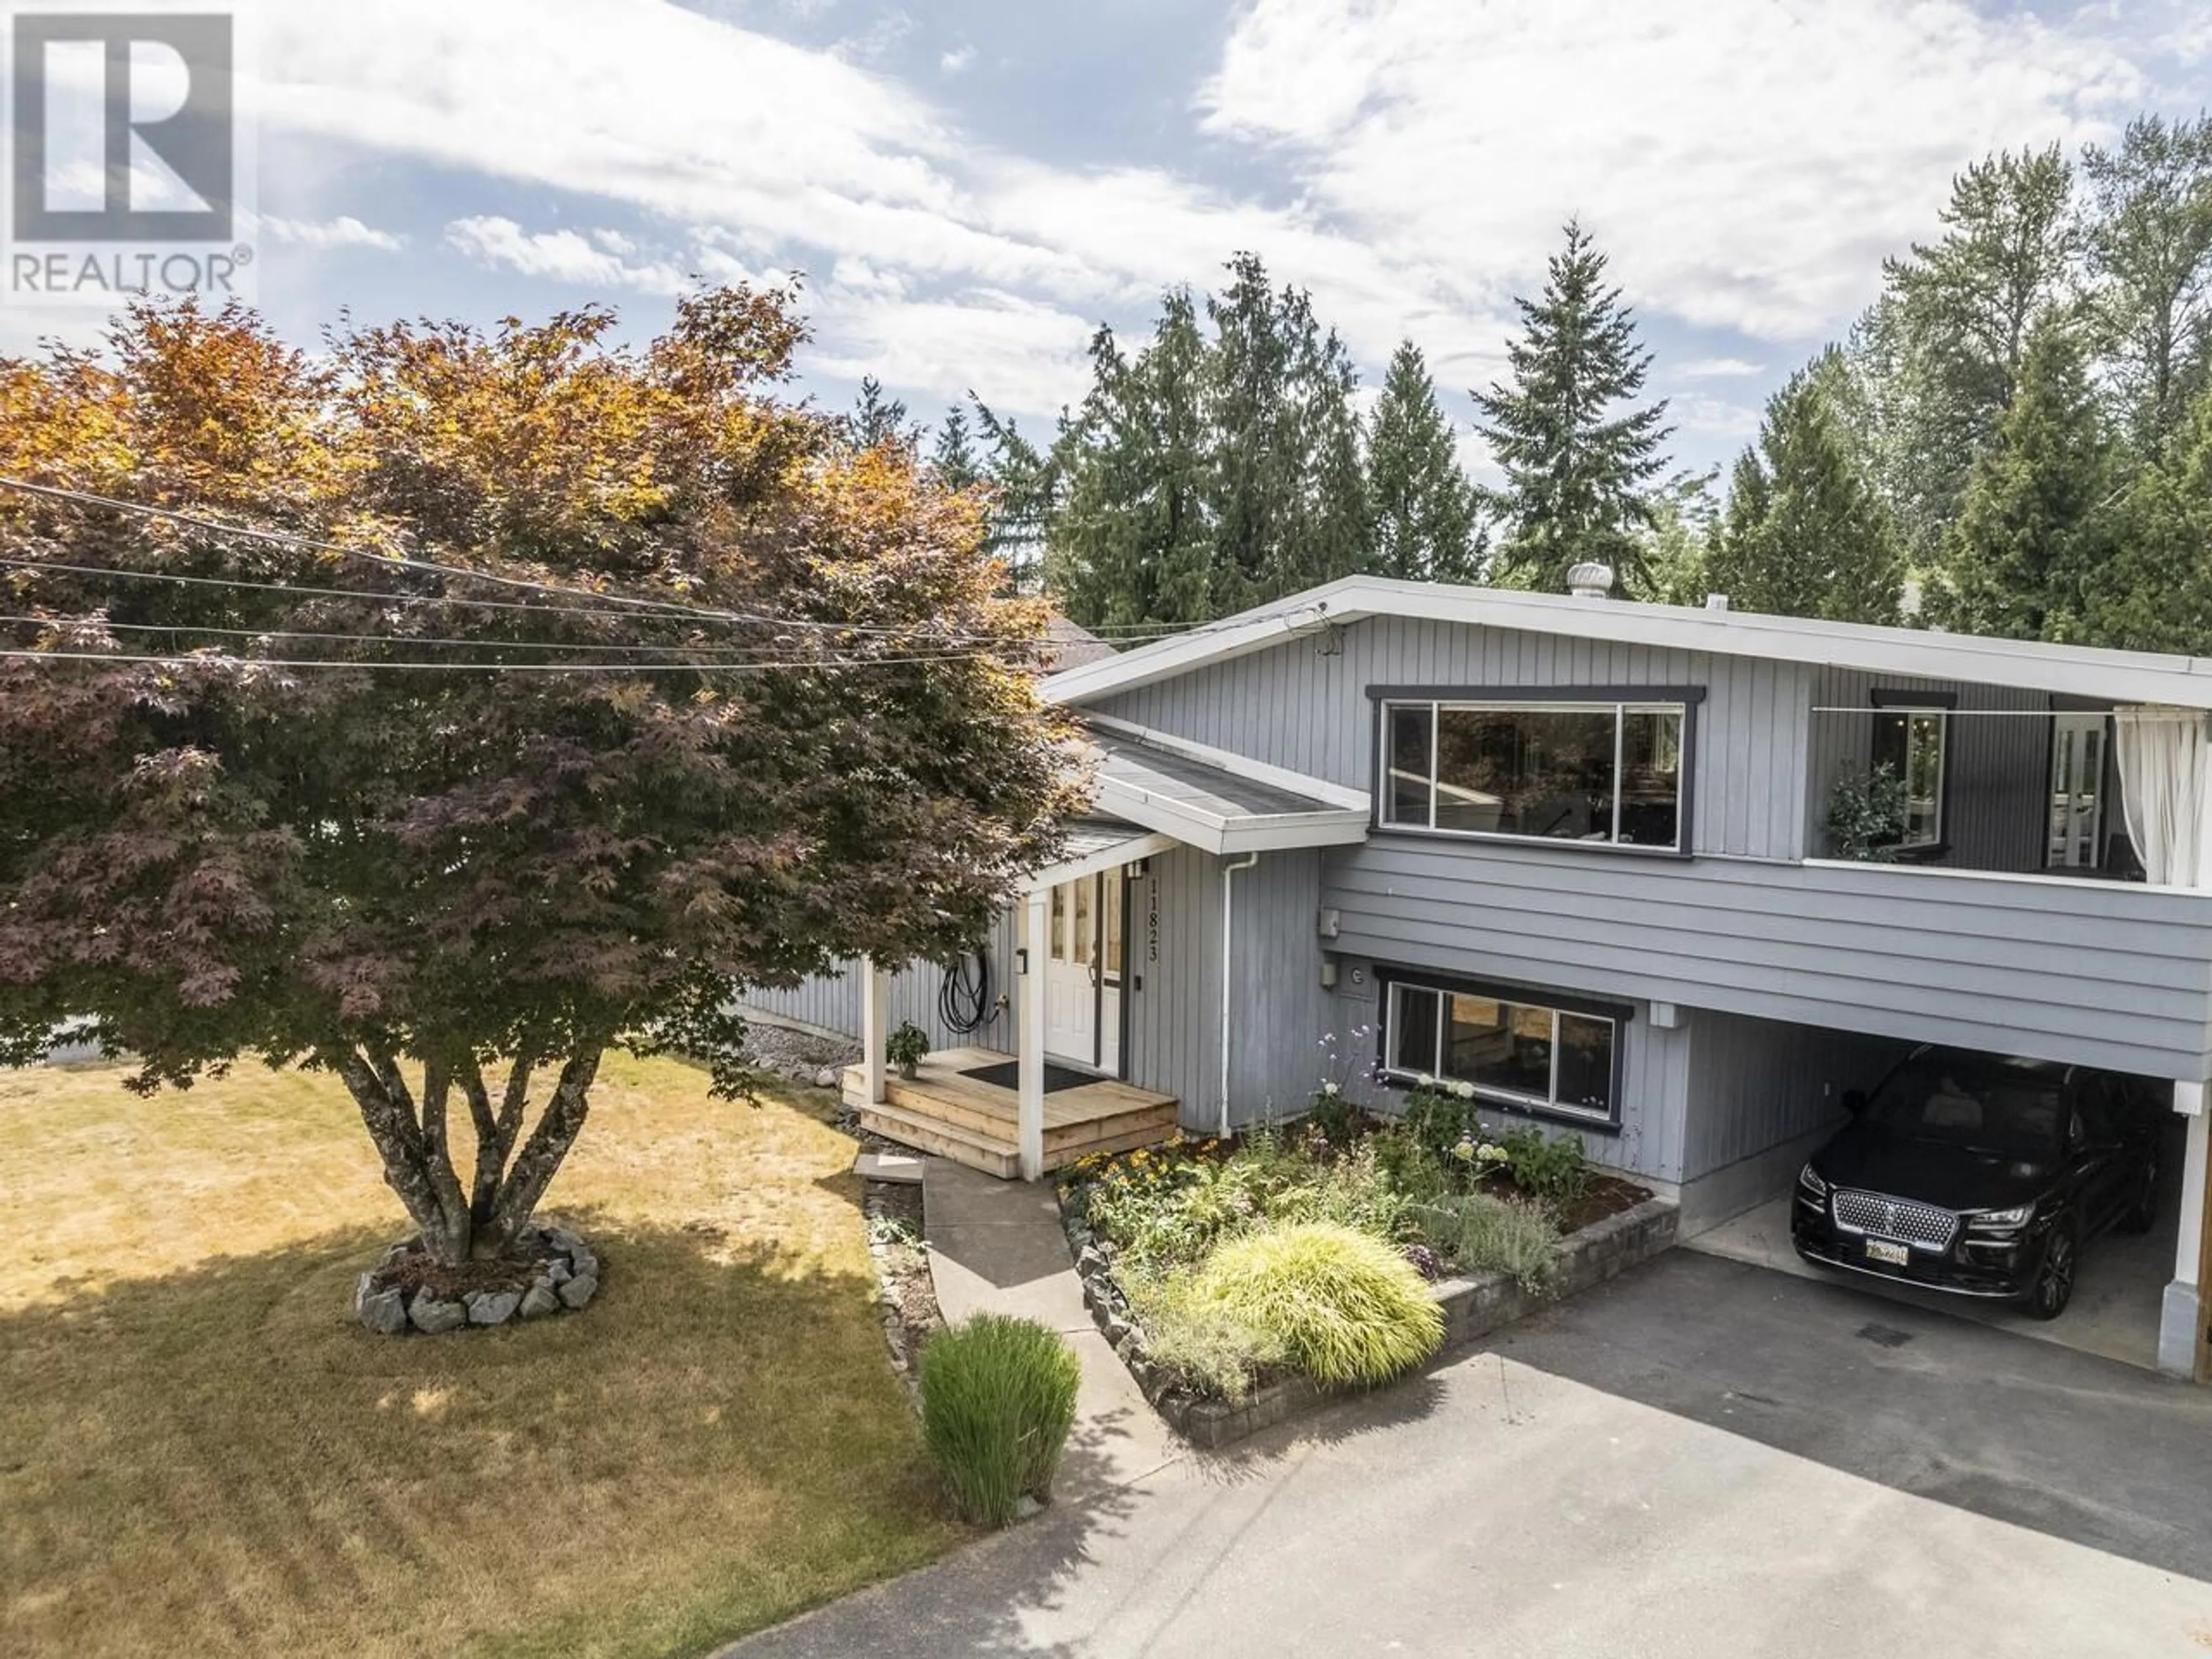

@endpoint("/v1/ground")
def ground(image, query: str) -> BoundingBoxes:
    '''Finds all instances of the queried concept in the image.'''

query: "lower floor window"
[1385,978,1618,1123]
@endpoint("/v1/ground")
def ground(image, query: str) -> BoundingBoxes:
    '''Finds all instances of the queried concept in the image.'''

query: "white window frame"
[1377,698,1689,853]
[1382,978,1620,1126]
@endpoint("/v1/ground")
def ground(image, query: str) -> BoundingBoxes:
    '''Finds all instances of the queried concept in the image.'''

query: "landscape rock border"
[1060,1190,1680,1449]
[353,1224,601,1336]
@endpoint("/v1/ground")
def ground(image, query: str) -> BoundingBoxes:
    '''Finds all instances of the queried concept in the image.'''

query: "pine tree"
[969,400,1055,590]
[1045,299,1215,628]
[1707,353,1902,623]
[2083,380,2212,653]
[1937,321,2117,641]
[849,375,917,452]
[1366,339,1480,582]
[930,403,983,489]
[1473,219,1673,592]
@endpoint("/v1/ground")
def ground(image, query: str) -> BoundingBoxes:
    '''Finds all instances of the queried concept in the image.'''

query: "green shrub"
[1399,1082,1478,1162]
[1408,1191,1560,1290]
[1497,1124,1589,1205]
[1124,1267,1287,1404]
[1193,1222,1444,1388]
[919,1315,1081,1527]
[1368,1123,1453,1202]
[1303,1085,1369,1149]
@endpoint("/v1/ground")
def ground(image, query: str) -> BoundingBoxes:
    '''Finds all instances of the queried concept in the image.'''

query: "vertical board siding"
[734,909,1020,1056]
[1088,615,1815,860]
[1320,956,1692,1183]
[1680,1010,1916,1181]
[1124,843,1222,1130]
[1803,666,2056,872]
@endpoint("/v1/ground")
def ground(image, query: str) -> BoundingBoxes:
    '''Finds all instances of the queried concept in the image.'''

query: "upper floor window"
[1380,697,1690,850]
[1871,700,1949,850]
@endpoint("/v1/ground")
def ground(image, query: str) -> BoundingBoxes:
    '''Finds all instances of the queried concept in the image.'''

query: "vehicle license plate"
[1865,1238,1910,1267]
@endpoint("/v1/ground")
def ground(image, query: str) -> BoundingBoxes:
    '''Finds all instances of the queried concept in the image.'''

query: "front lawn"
[0,1055,958,1659]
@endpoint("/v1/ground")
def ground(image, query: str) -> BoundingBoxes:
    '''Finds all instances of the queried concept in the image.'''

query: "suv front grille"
[1832,1190,1957,1251]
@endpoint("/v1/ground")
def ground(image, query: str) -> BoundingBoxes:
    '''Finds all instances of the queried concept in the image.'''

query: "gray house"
[741,574,2212,1382]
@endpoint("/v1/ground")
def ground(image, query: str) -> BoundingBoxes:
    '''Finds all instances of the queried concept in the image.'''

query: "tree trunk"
[327,1042,604,1267]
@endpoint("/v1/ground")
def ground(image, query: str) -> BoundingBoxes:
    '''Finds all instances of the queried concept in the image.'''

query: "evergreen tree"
[1628,469,1719,605]
[1937,321,2117,641]
[971,399,1057,591]
[1366,339,1480,582]
[1046,299,1215,628]
[930,403,983,489]
[2084,380,2212,653]
[849,374,916,451]
[1472,219,1673,592]
[1707,354,1902,623]
[2081,115,2212,459]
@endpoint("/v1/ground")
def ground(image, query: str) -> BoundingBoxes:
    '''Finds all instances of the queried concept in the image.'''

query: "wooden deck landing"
[842,1045,1178,1179]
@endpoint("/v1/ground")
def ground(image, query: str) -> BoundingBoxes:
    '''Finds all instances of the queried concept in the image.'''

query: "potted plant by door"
[887,1021,930,1081]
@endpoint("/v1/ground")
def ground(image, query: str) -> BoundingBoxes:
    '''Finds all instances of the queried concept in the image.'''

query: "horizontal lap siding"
[1088,615,1815,861]
[1322,839,2212,1080]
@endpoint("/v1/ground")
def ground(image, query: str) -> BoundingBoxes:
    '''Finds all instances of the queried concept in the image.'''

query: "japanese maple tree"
[0,289,1080,1268]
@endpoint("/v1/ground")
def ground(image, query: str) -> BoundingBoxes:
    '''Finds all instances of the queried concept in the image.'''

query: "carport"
[1680,1028,2202,1377]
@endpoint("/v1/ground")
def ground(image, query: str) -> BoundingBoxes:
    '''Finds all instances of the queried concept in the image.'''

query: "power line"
[0,646,1025,674]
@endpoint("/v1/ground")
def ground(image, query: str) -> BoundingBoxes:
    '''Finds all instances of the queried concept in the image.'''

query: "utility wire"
[0,646,1027,674]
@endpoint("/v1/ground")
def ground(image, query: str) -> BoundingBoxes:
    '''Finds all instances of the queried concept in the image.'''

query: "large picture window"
[1383,976,1621,1125]
[1378,695,1690,850]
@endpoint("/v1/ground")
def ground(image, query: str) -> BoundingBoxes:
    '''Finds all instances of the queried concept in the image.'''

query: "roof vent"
[1566,561,1614,600]
[1705,593,1730,612]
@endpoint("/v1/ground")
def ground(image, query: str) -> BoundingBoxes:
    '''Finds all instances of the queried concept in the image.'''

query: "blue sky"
[30,0,2212,483]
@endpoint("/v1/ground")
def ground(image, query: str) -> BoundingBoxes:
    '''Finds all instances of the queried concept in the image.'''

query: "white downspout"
[1219,851,1259,1138]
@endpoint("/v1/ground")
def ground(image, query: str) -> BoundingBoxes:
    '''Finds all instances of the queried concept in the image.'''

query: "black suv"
[1791,1045,2163,1320]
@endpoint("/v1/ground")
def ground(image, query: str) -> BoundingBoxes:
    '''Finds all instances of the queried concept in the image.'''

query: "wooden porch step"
[856,1101,1019,1180]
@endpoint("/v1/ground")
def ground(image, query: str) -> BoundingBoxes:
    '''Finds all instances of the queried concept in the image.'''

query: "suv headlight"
[1797,1164,1828,1198]
[1967,1203,2033,1228]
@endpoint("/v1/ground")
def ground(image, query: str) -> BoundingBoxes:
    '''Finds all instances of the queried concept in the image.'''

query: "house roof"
[1040,615,1119,673]
[1039,576,2212,713]
[1081,721,1369,855]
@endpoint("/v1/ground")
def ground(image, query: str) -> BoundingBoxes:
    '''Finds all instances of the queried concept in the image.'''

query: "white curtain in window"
[2115,707,2212,887]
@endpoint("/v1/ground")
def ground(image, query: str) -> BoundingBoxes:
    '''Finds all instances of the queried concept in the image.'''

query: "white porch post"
[858,954,888,1107]
[1017,888,1050,1182]
[2161,1081,2209,1378]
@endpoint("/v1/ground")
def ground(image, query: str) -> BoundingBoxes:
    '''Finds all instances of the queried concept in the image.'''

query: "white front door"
[1041,873,1126,1074]
[2048,713,2108,869]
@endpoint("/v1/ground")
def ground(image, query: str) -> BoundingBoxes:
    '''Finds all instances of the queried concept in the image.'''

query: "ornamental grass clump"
[1194,1222,1444,1388]
[919,1315,1081,1528]
[1408,1191,1560,1291]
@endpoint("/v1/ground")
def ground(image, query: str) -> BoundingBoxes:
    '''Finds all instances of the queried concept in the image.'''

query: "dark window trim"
[1868,689,1956,861]
[1371,964,1632,1132]
[1368,686,1703,860]
[1367,684,1710,705]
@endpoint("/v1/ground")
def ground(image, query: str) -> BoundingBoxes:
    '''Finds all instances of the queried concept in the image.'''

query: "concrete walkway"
[919,1158,1183,1501]
[725,1249,2212,1659]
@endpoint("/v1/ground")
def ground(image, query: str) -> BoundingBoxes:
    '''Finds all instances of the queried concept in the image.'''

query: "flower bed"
[1058,1089,1674,1445]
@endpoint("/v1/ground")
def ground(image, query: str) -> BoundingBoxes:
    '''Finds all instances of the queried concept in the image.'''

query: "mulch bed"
[864,1179,941,1380]
[380,1245,541,1299]
[1541,1173,1653,1234]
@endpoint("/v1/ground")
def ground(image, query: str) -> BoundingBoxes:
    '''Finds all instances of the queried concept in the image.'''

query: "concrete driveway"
[726,1251,2212,1659]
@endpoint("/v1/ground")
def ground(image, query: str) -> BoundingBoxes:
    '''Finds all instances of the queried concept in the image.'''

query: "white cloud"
[940,45,976,75]
[1677,357,1765,381]
[1199,0,2149,339]
[259,213,404,251]
[444,216,691,294]
[248,0,2184,431]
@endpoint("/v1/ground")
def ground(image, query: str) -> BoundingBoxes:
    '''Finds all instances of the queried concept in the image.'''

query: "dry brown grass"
[0,1054,960,1658]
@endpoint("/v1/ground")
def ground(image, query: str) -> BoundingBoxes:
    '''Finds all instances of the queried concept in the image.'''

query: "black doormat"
[960,1059,1097,1094]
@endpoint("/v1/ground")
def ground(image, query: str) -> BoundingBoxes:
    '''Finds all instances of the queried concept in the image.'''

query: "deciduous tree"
[0,292,1079,1274]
